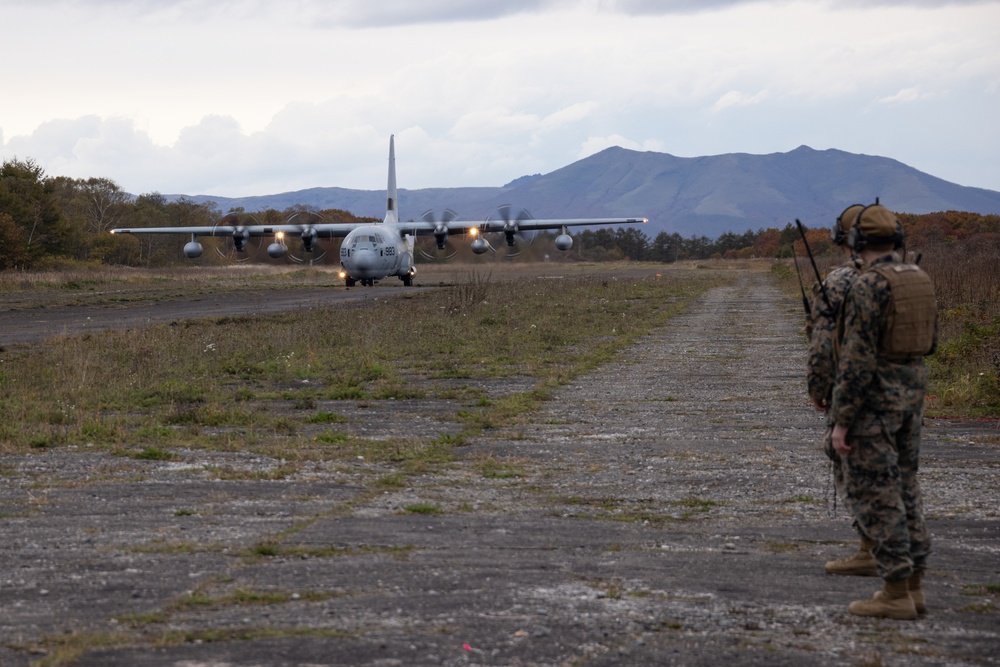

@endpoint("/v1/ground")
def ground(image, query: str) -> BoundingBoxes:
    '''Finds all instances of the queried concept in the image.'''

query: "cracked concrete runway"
[1,269,998,666]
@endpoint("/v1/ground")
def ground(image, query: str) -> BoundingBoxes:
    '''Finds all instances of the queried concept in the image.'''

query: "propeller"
[418,208,459,261]
[212,214,263,262]
[283,210,328,264]
[487,205,536,258]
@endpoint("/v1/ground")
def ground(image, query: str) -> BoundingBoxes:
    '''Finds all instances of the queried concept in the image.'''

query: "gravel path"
[1,269,997,666]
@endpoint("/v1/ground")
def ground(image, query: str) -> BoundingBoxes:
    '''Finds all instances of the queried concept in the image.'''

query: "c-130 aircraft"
[112,136,648,286]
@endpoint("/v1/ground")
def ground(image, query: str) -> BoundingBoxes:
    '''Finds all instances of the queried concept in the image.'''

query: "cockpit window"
[350,234,381,247]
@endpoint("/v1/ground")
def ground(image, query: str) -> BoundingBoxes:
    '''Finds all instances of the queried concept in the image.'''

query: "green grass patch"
[961,583,1000,597]
[203,465,299,481]
[673,497,719,511]
[306,411,349,424]
[242,541,415,560]
[132,446,175,461]
[475,454,527,479]
[373,472,408,489]
[0,266,727,455]
[402,501,443,515]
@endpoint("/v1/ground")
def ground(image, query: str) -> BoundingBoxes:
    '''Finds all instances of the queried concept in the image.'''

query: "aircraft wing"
[479,217,647,233]
[393,216,647,236]
[111,217,646,238]
[110,223,363,239]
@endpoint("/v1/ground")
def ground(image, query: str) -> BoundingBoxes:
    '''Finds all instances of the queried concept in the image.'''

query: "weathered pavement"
[1,269,998,666]
[0,285,427,346]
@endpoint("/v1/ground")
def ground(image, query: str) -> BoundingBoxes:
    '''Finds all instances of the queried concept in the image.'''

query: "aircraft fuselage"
[339,223,414,286]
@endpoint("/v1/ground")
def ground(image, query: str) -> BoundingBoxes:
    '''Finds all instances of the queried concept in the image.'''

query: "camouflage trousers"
[838,409,931,581]
[823,427,864,537]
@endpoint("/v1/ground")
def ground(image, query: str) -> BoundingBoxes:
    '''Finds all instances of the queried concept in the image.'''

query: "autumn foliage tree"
[0,158,77,268]
[0,212,30,269]
[2,154,999,271]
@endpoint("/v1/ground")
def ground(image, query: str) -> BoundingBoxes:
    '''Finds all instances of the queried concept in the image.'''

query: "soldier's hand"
[832,423,850,455]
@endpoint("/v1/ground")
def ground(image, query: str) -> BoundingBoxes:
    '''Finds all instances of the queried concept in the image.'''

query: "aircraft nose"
[352,249,377,272]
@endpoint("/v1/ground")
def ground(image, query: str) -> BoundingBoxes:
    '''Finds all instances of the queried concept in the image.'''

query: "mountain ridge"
[167,146,1000,238]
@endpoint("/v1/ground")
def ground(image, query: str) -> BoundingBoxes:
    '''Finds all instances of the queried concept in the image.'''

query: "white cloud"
[2,0,999,195]
[877,87,925,105]
[710,90,770,113]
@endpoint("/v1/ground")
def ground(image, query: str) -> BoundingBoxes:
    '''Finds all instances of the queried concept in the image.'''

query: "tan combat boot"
[848,579,918,620]
[908,572,927,616]
[825,536,878,576]
[871,572,926,616]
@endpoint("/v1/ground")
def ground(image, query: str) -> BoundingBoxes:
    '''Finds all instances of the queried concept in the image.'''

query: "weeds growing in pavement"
[0,264,727,459]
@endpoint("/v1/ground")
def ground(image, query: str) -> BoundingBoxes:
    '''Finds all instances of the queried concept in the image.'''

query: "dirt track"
[1,269,998,666]
[0,283,425,346]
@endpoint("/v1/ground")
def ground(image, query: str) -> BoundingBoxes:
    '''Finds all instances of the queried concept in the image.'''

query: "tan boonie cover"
[869,263,937,360]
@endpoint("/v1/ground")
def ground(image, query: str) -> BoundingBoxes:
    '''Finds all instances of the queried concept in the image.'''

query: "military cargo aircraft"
[112,136,647,286]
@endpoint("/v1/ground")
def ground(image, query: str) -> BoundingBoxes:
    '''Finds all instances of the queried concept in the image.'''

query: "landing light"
[469,227,479,238]
[276,231,285,240]
[338,270,347,280]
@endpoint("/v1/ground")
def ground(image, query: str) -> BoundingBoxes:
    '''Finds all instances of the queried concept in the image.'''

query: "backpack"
[867,263,937,360]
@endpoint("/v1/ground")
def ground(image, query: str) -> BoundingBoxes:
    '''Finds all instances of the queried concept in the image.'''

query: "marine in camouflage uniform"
[830,204,937,620]
[808,203,866,413]
[807,258,864,411]
[805,205,875,576]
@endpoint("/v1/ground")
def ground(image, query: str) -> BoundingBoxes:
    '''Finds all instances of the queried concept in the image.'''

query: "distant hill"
[168,146,1000,238]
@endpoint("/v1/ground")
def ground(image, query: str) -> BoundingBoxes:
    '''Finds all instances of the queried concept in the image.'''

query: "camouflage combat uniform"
[830,254,936,581]
[807,258,863,494]
[808,259,864,407]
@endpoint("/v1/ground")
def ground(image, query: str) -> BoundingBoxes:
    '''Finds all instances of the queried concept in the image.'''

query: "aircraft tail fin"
[384,135,398,224]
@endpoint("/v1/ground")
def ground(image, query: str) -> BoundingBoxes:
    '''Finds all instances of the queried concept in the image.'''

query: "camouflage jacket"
[830,254,936,428]
[806,257,863,407]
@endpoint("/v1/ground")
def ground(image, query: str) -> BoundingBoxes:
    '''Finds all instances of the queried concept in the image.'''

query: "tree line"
[3,157,998,270]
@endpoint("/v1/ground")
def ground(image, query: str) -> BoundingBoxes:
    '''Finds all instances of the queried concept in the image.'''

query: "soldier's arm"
[806,276,840,410]
[807,326,835,409]
[830,278,880,428]
[806,269,850,409]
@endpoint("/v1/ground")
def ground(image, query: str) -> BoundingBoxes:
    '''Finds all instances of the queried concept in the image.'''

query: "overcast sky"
[2,0,998,199]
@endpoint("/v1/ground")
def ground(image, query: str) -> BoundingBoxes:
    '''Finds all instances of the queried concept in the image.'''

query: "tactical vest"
[868,262,937,360]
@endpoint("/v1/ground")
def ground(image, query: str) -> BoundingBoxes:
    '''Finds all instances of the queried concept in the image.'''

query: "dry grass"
[0,263,729,455]
[775,237,1000,419]
[920,241,1000,417]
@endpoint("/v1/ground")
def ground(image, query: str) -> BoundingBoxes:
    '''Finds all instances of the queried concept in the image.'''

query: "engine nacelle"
[233,228,249,252]
[555,234,573,251]
[301,228,317,253]
[267,243,287,259]
[471,238,490,255]
[183,241,203,258]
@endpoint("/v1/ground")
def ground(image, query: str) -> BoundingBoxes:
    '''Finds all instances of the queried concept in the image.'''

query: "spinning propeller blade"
[418,208,460,260]
[488,205,536,258]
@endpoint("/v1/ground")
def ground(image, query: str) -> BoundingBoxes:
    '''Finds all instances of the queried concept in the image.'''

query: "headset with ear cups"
[846,198,904,252]
[832,203,864,246]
